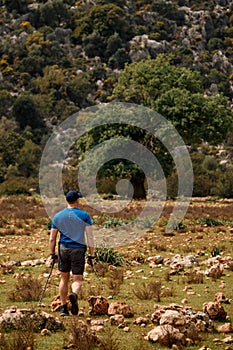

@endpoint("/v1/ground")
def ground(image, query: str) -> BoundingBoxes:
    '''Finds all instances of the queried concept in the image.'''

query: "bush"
[0,319,35,350]
[0,177,38,196]
[9,274,42,302]
[94,244,125,266]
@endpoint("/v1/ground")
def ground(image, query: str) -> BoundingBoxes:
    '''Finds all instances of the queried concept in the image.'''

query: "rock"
[41,328,52,336]
[204,263,223,278]
[215,292,230,304]
[51,295,71,312]
[108,302,134,317]
[123,326,130,332]
[133,316,149,325]
[0,307,63,332]
[217,323,233,333]
[90,325,104,332]
[203,301,227,320]
[87,295,109,315]
[110,314,125,326]
[222,336,233,343]
[146,325,186,347]
[147,255,164,267]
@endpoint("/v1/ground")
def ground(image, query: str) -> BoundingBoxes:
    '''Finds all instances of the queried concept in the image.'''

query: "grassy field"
[0,195,233,349]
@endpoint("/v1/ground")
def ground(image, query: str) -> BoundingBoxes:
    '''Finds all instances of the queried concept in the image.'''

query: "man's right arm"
[49,228,58,255]
[86,225,94,257]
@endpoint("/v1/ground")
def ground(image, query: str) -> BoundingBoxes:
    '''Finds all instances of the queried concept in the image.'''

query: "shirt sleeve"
[85,213,92,226]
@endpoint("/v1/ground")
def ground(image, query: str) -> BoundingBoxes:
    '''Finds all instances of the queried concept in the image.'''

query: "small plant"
[106,268,124,295]
[211,247,222,257]
[133,280,162,302]
[166,219,185,231]
[0,318,35,350]
[98,326,120,350]
[198,217,223,226]
[9,273,42,301]
[102,216,128,228]
[185,270,204,284]
[66,319,98,350]
[94,244,125,266]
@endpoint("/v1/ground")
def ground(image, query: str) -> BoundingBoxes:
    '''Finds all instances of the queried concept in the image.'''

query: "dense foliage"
[0,0,233,197]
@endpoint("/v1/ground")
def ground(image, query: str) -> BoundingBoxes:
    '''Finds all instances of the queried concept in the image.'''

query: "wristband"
[88,255,95,259]
[51,253,56,257]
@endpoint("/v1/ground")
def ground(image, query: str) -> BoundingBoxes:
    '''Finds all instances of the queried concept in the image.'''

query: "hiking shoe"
[69,292,79,315]
[60,304,69,317]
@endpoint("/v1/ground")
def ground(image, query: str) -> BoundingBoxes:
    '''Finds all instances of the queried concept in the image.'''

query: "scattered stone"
[88,296,109,316]
[51,295,71,312]
[217,323,233,333]
[147,255,164,267]
[108,302,134,317]
[133,316,149,325]
[0,307,63,332]
[123,326,130,332]
[110,314,125,326]
[203,301,227,320]
[215,292,230,304]
[90,325,104,332]
[41,328,52,336]
[146,324,186,347]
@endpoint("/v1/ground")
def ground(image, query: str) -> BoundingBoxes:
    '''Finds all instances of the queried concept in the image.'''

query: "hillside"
[0,0,233,198]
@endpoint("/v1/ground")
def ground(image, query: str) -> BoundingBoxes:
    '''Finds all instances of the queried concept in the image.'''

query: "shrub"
[94,244,125,266]
[66,319,97,350]
[133,280,162,302]
[106,268,124,295]
[198,217,223,226]
[9,274,42,302]
[0,318,35,350]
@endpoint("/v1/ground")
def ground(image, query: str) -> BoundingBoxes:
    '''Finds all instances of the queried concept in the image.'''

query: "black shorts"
[58,245,86,275]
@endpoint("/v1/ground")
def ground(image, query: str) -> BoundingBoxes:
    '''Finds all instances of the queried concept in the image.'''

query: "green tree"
[66,74,93,107]
[0,90,14,117]
[0,117,25,181]
[17,140,41,178]
[12,94,46,141]
[112,55,232,145]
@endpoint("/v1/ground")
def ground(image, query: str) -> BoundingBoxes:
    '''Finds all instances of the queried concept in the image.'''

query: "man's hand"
[50,253,58,263]
[87,255,95,266]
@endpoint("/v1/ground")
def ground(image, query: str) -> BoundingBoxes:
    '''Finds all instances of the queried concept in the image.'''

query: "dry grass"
[133,279,162,302]
[65,319,98,350]
[0,318,35,350]
[106,268,124,295]
[9,273,42,302]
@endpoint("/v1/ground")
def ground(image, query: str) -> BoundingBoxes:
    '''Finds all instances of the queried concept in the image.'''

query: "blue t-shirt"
[51,207,92,248]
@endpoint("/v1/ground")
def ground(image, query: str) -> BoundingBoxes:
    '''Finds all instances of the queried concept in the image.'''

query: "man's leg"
[59,271,70,304]
[69,274,83,315]
[72,274,83,295]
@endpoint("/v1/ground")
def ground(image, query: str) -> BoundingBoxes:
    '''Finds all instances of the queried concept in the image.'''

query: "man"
[49,190,94,316]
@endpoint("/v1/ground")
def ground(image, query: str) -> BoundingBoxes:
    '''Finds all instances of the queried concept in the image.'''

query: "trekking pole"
[89,258,104,288]
[38,260,55,304]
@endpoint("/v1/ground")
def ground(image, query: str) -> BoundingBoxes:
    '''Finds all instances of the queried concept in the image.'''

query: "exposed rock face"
[129,34,169,61]
[108,302,134,317]
[87,295,109,315]
[0,307,63,332]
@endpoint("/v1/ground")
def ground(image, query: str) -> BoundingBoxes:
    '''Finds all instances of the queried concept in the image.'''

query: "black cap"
[65,191,82,203]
